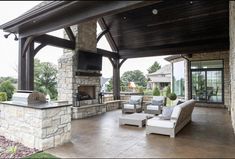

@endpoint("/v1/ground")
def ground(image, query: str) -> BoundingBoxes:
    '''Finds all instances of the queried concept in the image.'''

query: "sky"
[0,1,170,79]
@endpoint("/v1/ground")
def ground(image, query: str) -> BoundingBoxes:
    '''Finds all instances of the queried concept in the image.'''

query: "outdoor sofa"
[146,99,195,138]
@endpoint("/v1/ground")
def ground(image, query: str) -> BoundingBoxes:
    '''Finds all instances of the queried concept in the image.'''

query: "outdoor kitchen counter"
[1,101,72,109]
[0,101,72,151]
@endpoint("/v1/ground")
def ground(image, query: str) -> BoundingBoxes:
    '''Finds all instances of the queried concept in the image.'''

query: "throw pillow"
[176,100,184,105]
[159,106,174,120]
[129,99,140,105]
[152,99,163,106]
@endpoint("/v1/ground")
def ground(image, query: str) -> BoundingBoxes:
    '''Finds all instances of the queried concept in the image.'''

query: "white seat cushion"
[147,105,160,110]
[147,117,175,128]
[124,104,141,109]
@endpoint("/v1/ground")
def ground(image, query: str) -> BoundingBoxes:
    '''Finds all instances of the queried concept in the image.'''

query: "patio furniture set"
[119,95,196,138]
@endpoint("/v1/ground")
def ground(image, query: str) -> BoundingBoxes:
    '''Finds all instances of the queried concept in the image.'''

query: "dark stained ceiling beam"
[64,27,75,41]
[33,43,47,57]
[97,28,109,42]
[98,18,119,53]
[34,34,75,50]
[97,48,119,59]
[119,38,229,58]
[8,1,161,38]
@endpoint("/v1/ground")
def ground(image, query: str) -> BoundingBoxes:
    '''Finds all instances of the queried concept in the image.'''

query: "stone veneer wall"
[57,20,100,106]
[229,1,235,132]
[0,104,71,150]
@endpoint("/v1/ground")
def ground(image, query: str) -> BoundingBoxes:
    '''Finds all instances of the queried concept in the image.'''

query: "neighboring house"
[100,77,111,92]
[147,64,171,90]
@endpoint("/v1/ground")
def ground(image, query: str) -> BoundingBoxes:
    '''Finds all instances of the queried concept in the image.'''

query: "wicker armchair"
[122,95,143,114]
[144,96,166,115]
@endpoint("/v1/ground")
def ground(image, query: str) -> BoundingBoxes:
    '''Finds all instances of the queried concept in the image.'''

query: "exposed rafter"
[64,27,75,41]
[119,37,229,58]
[34,34,75,50]
[97,48,119,59]
[119,58,127,68]
[33,43,47,57]
[98,18,119,53]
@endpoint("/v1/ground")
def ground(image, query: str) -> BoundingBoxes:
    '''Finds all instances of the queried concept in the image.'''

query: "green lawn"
[25,152,58,159]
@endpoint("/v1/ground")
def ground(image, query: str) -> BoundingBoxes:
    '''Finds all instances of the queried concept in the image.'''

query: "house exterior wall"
[169,51,230,109]
[229,1,235,132]
[188,51,230,109]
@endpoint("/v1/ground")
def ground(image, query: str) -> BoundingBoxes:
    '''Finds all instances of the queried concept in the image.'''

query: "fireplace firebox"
[77,85,96,101]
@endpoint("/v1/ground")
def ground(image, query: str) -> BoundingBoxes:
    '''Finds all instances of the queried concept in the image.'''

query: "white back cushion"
[130,96,143,101]
[171,105,182,120]
[152,96,166,106]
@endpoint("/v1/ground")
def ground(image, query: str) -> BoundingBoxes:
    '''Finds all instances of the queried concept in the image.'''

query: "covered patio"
[0,0,235,157]
[46,107,235,158]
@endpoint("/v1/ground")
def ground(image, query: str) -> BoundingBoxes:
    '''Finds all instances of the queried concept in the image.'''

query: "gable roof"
[147,64,171,76]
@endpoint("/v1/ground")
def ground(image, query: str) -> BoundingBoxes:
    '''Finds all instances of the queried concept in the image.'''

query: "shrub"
[168,92,177,101]
[0,92,7,101]
[0,80,15,100]
[144,89,153,95]
[153,86,160,96]
[164,86,171,97]
[137,86,144,94]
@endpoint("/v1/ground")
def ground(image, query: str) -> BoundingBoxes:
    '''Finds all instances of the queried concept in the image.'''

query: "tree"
[0,77,17,84]
[34,59,58,100]
[153,86,160,96]
[147,61,161,74]
[0,80,15,100]
[121,70,147,87]
[106,78,127,92]
[164,86,171,97]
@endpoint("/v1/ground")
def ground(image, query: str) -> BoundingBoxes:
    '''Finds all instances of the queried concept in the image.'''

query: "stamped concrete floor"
[46,107,235,158]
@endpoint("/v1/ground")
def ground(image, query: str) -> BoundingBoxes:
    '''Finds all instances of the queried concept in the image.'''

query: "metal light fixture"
[14,34,18,41]
[4,32,18,41]
[4,32,11,38]
[152,9,158,15]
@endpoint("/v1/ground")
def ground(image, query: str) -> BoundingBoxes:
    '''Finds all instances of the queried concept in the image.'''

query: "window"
[191,60,223,103]
[173,61,185,97]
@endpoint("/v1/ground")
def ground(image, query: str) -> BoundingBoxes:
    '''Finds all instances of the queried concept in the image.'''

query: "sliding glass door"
[192,71,207,102]
[191,60,223,104]
[206,70,223,103]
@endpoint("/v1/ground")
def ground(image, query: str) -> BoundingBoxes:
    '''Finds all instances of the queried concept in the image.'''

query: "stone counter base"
[0,104,71,150]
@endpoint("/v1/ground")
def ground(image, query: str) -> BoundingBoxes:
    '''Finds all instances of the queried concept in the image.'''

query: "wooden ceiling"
[102,0,229,58]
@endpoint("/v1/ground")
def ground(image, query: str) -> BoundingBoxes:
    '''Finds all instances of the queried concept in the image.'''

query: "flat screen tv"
[77,50,102,71]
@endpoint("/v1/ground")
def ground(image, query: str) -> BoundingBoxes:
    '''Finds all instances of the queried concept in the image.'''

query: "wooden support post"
[109,58,127,100]
[112,58,120,100]
[18,38,27,90]
[26,42,34,90]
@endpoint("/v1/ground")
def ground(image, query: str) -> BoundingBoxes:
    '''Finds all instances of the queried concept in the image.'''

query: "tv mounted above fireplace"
[77,50,102,71]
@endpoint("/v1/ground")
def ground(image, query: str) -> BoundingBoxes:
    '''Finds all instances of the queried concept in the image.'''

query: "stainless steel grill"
[12,90,47,105]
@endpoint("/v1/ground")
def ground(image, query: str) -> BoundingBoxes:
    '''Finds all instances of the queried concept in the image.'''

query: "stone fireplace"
[57,19,104,111]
